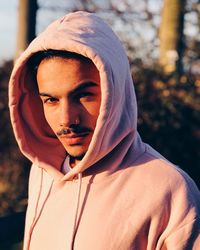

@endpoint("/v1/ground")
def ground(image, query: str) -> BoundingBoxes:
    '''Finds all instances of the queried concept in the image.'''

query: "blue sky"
[0,0,18,61]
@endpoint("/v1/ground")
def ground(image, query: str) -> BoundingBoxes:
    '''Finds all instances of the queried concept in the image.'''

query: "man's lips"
[59,132,90,145]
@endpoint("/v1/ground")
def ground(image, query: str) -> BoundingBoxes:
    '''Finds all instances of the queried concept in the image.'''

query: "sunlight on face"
[37,57,101,166]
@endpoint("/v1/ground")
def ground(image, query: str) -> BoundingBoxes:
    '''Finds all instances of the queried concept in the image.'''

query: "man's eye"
[43,97,58,104]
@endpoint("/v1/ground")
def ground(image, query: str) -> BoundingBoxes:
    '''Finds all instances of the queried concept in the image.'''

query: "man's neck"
[69,157,80,168]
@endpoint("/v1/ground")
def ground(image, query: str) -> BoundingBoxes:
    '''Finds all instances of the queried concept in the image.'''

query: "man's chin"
[65,145,87,161]
[61,142,89,163]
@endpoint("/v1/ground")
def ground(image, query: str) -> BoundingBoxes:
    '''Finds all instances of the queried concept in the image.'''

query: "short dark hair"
[28,49,92,75]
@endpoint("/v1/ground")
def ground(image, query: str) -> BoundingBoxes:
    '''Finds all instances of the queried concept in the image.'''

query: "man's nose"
[59,101,79,127]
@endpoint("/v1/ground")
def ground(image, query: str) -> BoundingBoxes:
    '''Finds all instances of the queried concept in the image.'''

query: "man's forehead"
[36,56,100,95]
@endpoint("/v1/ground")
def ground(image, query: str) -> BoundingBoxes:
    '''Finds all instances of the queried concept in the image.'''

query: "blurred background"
[0,0,199,249]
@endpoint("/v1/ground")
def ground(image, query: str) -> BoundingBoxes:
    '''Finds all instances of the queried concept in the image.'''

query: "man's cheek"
[44,116,55,131]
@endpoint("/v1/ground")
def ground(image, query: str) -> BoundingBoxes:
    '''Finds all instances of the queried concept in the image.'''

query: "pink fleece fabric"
[9,11,200,250]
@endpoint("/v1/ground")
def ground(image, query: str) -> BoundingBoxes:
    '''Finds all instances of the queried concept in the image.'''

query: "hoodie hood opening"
[9,11,141,181]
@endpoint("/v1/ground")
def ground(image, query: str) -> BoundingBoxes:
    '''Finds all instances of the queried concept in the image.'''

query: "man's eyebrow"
[39,93,52,97]
[71,81,99,94]
[38,81,99,97]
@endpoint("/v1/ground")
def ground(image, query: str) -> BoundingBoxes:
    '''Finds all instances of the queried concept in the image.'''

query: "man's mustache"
[56,125,92,137]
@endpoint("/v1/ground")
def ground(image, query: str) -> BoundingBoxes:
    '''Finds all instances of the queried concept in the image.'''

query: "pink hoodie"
[9,11,200,250]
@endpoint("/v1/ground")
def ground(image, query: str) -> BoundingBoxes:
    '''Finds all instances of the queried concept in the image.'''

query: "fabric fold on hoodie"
[9,11,200,250]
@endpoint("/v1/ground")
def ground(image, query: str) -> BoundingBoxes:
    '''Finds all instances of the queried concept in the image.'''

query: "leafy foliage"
[0,62,30,217]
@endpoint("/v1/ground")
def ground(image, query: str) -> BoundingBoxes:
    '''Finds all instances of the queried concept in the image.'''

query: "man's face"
[37,57,101,165]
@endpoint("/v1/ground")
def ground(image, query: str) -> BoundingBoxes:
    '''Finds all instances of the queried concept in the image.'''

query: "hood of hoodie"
[9,11,143,181]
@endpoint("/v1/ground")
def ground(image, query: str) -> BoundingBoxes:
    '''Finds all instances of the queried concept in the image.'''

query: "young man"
[9,11,200,250]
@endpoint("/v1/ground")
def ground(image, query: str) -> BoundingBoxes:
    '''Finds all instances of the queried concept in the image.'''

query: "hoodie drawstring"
[26,168,83,250]
[70,172,82,250]
[26,168,54,250]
